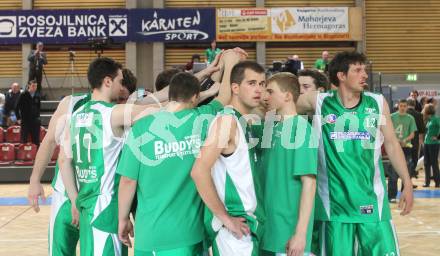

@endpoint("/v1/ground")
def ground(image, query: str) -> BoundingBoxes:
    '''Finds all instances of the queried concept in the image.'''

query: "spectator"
[27,42,47,94]
[388,99,417,202]
[4,82,22,126]
[283,54,304,75]
[409,90,422,112]
[407,98,425,181]
[15,80,41,147]
[314,50,330,72]
[0,92,4,126]
[298,69,330,94]
[185,54,201,71]
[205,39,221,64]
[422,104,440,187]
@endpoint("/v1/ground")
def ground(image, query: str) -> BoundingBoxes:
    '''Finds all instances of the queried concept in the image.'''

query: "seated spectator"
[283,54,304,75]
[4,82,22,126]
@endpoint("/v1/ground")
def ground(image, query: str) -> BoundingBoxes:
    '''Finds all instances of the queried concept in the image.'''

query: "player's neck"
[230,97,252,115]
[166,101,193,112]
[91,90,111,103]
[277,102,297,117]
[337,86,361,109]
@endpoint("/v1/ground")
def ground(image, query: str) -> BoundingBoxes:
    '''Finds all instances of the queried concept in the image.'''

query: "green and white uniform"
[116,100,223,256]
[206,108,264,256]
[71,101,127,256]
[49,93,90,256]
[261,116,317,256]
[312,90,399,256]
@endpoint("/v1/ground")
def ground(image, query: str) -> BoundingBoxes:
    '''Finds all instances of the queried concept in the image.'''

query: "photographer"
[27,42,47,94]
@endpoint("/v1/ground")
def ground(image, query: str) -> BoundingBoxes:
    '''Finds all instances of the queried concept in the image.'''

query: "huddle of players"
[28,49,414,256]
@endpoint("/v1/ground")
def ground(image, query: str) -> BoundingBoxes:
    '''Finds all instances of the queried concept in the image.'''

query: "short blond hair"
[267,72,300,102]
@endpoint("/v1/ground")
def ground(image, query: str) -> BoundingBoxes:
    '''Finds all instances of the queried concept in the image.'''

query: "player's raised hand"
[223,216,250,239]
[27,181,46,212]
[399,182,414,215]
[118,218,134,248]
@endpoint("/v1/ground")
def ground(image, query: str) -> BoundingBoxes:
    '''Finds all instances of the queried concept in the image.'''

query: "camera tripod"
[60,51,84,95]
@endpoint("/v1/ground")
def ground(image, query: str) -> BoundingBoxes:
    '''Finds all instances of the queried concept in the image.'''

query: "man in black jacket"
[16,80,41,146]
[407,98,425,182]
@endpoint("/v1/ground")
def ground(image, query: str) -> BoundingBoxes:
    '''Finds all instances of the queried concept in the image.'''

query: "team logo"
[0,16,17,37]
[365,107,376,114]
[272,9,296,32]
[109,16,127,36]
[325,114,337,124]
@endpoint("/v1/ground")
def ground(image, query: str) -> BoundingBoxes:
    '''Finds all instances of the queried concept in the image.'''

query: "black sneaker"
[423,184,430,187]
[389,198,397,203]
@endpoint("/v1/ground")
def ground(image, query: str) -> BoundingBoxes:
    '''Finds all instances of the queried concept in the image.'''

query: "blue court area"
[0,190,438,206]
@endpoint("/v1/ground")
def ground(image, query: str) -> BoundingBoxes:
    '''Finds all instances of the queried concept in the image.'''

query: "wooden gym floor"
[0,175,439,255]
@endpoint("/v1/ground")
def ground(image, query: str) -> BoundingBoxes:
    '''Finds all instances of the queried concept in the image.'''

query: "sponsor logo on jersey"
[325,114,337,124]
[154,134,201,160]
[75,166,98,183]
[360,204,374,215]
[329,131,371,140]
[365,107,376,114]
[75,113,94,127]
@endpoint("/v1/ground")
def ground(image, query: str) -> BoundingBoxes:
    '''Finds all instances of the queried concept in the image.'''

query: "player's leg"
[356,221,400,256]
[49,191,79,256]
[211,227,258,256]
[134,242,204,256]
[313,221,356,256]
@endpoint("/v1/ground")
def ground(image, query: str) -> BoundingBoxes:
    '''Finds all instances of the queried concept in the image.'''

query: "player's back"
[117,99,223,251]
[314,90,391,223]
[71,100,124,209]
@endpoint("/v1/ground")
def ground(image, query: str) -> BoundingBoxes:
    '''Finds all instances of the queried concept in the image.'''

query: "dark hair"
[267,72,300,102]
[399,99,408,104]
[28,80,36,85]
[155,68,181,91]
[122,68,137,94]
[328,51,367,87]
[407,98,416,107]
[410,90,419,96]
[168,72,200,102]
[87,57,122,90]
[230,61,265,85]
[425,104,436,116]
[298,69,330,91]
[192,54,201,61]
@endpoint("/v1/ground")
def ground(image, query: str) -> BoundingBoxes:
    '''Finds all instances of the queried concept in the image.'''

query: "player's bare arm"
[28,95,71,212]
[191,116,250,239]
[118,176,136,248]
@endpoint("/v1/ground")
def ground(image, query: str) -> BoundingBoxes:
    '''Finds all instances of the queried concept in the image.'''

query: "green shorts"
[311,220,400,256]
[49,191,79,256]
[134,242,205,256]
[78,195,127,256]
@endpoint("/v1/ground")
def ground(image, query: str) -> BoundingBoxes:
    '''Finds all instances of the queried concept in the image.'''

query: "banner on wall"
[216,7,350,42]
[130,8,215,42]
[0,8,215,44]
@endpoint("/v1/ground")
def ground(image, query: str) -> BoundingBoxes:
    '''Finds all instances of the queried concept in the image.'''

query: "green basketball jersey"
[51,93,91,193]
[261,115,317,253]
[314,90,391,223]
[390,112,417,142]
[205,108,265,241]
[425,116,440,144]
[116,100,223,252]
[71,100,125,210]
